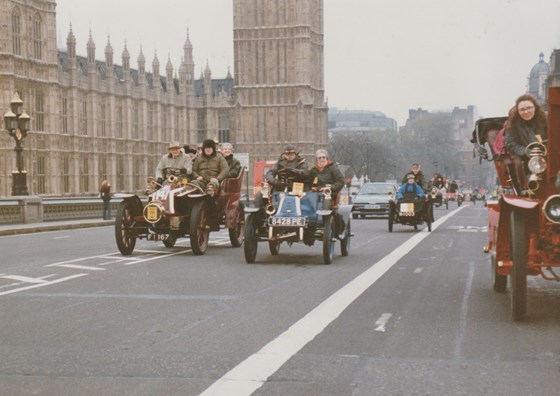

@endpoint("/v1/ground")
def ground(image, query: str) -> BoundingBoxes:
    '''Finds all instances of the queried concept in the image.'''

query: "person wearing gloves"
[155,141,192,184]
[265,144,309,191]
[192,139,229,196]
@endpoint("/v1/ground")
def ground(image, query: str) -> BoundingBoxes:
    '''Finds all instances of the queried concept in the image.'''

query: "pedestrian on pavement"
[99,180,112,220]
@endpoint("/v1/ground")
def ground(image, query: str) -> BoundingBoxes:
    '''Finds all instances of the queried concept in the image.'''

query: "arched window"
[12,9,21,55]
[33,15,42,59]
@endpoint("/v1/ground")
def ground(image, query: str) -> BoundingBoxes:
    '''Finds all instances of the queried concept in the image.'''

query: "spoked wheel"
[189,200,209,255]
[228,203,245,247]
[244,213,259,263]
[323,215,335,264]
[269,240,281,255]
[163,236,177,248]
[425,205,433,232]
[510,209,527,321]
[340,217,351,256]
[115,201,137,255]
[388,203,394,232]
[491,254,507,293]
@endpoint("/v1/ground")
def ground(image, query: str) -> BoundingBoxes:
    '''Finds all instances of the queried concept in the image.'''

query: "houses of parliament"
[0,0,327,197]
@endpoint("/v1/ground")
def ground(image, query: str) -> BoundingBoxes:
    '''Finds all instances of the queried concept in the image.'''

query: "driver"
[265,144,309,191]
[155,140,192,184]
[396,174,426,201]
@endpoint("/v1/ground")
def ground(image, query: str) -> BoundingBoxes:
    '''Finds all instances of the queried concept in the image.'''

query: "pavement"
[0,218,114,237]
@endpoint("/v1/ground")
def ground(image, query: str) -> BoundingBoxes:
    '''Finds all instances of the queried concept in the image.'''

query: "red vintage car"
[471,86,560,321]
[114,167,245,256]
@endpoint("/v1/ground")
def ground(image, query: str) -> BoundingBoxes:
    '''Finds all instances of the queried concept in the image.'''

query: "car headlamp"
[527,156,547,175]
[143,201,165,224]
[543,195,560,224]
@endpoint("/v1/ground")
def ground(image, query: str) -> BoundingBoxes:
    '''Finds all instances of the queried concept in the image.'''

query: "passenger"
[192,139,229,196]
[219,142,242,178]
[183,145,198,161]
[396,174,426,201]
[402,163,428,191]
[265,144,309,191]
[155,141,192,184]
[505,94,547,158]
[309,149,345,194]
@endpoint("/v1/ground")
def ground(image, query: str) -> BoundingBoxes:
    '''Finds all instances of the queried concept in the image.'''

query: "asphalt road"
[1,203,559,396]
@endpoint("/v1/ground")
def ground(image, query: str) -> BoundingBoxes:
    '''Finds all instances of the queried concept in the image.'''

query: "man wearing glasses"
[265,144,309,191]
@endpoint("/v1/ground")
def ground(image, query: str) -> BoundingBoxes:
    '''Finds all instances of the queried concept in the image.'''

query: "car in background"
[351,182,397,219]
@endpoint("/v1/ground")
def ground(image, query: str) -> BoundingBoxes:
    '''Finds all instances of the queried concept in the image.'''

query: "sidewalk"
[0,218,114,237]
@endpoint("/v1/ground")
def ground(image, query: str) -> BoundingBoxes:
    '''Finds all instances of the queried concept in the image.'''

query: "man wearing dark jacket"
[265,144,309,191]
[192,139,229,196]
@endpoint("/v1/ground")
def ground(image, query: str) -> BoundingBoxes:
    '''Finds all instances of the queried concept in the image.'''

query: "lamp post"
[4,92,31,195]
[433,161,439,175]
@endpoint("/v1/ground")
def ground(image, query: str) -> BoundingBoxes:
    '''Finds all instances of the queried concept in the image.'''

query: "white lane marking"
[374,313,393,332]
[0,274,88,296]
[53,236,70,239]
[200,206,466,395]
[414,268,423,273]
[54,264,105,271]
[0,275,49,284]
[453,261,475,360]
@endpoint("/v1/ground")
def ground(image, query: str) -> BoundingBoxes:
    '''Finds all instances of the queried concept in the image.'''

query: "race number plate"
[146,206,160,221]
[268,217,306,226]
[399,203,415,216]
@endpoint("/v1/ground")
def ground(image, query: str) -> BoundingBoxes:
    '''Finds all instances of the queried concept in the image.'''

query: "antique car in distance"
[471,86,560,321]
[387,192,433,232]
[244,168,352,264]
[351,182,397,218]
[114,167,245,256]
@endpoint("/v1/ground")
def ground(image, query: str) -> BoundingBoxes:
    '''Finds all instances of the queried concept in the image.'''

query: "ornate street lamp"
[4,92,31,195]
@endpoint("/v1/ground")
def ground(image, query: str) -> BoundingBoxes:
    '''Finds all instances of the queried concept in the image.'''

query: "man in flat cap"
[155,141,192,184]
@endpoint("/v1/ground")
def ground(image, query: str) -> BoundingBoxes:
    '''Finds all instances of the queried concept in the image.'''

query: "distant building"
[328,108,397,137]
[527,52,550,105]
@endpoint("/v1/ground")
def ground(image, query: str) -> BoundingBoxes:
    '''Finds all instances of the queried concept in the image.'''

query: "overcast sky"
[55,0,560,125]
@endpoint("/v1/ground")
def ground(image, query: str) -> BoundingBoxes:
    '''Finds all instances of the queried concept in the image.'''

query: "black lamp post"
[4,92,31,196]
[433,161,439,174]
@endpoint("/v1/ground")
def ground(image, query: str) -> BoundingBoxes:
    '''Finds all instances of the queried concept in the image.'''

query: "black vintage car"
[388,191,433,232]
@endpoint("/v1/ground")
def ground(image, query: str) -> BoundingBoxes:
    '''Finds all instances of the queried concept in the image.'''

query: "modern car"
[351,182,397,219]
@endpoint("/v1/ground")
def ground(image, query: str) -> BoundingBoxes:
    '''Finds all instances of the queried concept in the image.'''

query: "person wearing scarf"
[309,149,345,194]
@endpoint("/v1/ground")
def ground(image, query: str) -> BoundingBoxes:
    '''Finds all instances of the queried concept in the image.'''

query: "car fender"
[120,195,144,216]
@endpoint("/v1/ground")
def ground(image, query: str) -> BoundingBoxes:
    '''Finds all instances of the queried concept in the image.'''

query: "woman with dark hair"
[505,94,547,158]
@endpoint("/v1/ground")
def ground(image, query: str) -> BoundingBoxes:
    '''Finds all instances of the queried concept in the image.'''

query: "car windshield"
[358,184,391,195]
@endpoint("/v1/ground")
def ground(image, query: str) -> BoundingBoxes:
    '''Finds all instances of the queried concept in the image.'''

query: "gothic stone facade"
[0,0,234,197]
[0,0,327,197]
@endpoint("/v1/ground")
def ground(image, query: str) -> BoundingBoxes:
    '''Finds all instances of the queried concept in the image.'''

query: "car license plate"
[147,233,169,241]
[399,203,415,216]
[268,217,306,226]
[365,204,380,209]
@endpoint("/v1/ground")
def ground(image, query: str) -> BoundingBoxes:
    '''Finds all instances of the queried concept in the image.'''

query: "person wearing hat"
[155,141,192,184]
[396,173,425,200]
[309,149,344,194]
[192,139,229,196]
[265,144,309,191]
[402,163,427,191]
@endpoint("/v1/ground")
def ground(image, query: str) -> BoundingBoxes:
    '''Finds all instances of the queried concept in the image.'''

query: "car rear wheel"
[323,215,335,264]
[189,200,209,255]
[340,217,351,256]
[269,240,281,255]
[388,203,394,232]
[228,203,244,247]
[244,213,259,263]
[510,209,527,321]
[115,201,137,255]
[163,236,177,248]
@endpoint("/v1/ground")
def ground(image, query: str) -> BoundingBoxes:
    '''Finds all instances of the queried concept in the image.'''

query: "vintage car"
[244,168,352,264]
[387,191,433,232]
[471,86,560,321]
[351,182,397,218]
[429,186,448,209]
[114,166,245,256]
